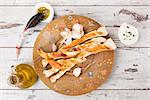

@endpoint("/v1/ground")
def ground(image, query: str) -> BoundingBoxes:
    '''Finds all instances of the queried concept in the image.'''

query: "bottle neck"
[8,74,22,86]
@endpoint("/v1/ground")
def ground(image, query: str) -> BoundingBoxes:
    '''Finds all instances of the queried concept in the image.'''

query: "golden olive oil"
[37,7,50,20]
[8,64,38,89]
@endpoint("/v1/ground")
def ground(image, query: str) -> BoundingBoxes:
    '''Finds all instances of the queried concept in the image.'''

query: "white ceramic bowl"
[33,2,54,23]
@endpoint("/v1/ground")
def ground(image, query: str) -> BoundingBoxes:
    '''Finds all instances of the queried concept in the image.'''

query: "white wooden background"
[0,0,150,100]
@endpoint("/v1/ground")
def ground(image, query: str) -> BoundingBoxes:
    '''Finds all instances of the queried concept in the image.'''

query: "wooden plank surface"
[0,0,150,6]
[0,6,149,48]
[0,48,150,89]
[0,90,149,100]
[0,0,150,99]
[0,6,149,25]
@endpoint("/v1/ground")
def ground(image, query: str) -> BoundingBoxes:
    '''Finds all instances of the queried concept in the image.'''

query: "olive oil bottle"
[8,64,38,89]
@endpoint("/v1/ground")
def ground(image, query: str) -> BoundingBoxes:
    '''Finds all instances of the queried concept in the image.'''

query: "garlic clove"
[42,59,48,67]
[60,31,69,38]
[52,43,57,52]
[72,23,83,33]
[64,28,71,34]
[64,37,72,45]
[72,24,84,39]
[61,28,71,38]
[72,30,84,39]
[73,67,82,77]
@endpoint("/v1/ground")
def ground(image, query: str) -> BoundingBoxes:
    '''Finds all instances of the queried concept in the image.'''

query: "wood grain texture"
[0,0,150,6]
[32,15,114,95]
[0,6,149,25]
[0,6,149,47]
[0,0,150,99]
[0,48,150,89]
[0,90,149,100]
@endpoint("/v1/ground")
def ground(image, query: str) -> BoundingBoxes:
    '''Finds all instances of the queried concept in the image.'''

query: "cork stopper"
[7,74,20,86]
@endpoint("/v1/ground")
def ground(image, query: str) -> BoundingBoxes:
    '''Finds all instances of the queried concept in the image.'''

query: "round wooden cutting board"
[33,15,115,96]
